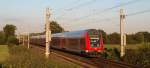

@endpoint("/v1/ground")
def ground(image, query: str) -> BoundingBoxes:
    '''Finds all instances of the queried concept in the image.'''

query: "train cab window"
[90,38,99,47]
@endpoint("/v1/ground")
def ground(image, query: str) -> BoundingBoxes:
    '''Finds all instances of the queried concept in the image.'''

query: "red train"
[30,29,104,57]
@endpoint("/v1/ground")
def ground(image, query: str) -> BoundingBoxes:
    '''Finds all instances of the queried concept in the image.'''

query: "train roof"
[53,29,100,38]
[31,29,100,38]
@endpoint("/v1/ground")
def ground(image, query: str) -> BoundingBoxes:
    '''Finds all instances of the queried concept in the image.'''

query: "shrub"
[123,44,150,68]
[112,48,121,61]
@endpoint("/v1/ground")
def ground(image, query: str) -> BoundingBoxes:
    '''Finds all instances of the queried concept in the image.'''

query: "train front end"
[84,29,104,57]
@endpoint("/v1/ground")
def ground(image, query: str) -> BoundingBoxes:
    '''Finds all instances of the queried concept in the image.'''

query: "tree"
[3,24,18,45]
[126,34,137,44]
[7,36,19,45]
[0,31,6,44]
[3,24,16,38]
[127,32,150,44]
[31,21,65,36]
[140,32,150,43]
[135,32,144,43]
[107,33,120,44]
[49,21,64,34]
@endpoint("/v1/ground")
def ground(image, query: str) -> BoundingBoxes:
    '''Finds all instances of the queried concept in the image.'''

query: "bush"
[112,48,121,61]
[100,48,121,60]
[123,44,150,68]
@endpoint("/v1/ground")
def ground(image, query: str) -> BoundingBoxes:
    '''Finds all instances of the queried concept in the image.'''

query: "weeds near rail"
[2,45,80,68]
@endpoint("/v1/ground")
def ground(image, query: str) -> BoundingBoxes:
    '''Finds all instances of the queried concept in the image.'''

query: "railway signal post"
[45,8,51,58]
[120,9,126,57]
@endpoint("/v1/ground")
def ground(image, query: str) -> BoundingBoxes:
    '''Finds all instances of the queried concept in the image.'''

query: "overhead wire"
[54,0,82,11]
[57,0,148,30]
[71,0,143,22]
[126,9,150,16]
[54,0,82,19]
[74,9,150,28]
[56,0,98,20]
[66,0,98,11]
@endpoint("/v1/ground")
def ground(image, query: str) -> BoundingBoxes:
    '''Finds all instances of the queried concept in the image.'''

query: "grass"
[104,44,142,50]
[0,45,9,63]
[2,45,81,68]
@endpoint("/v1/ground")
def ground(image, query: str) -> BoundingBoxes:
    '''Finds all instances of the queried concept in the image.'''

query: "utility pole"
[27,33,30,49]
[120,9,126,57]
[123,34,126,46]
[45,8,51,58]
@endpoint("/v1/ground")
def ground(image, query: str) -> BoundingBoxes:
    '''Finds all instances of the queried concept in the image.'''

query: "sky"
[0,0,150,34]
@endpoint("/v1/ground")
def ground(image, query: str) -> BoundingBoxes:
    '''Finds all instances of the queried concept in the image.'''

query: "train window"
[90,39,99,47]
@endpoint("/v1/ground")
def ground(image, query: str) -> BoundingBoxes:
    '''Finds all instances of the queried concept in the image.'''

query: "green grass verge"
[2,45,81,68]
[0,45,9,63]
[104,44,142,50]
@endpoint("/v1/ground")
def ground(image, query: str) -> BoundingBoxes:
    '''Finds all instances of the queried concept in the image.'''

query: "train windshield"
[90,38,99,47]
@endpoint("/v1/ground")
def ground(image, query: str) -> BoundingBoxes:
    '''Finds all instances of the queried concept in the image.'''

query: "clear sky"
[0,0,150,34]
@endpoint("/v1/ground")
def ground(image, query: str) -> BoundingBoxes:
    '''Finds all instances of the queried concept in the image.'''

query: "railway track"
[31,45,139,68]
[31,45,97,68]
[89,58,140,68]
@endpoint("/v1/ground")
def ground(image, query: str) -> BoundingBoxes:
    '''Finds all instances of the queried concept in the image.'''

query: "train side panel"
[51,37,86,53]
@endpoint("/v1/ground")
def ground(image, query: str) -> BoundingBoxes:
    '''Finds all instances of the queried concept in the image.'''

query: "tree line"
[99,30,150,44]
[1,21,149,45]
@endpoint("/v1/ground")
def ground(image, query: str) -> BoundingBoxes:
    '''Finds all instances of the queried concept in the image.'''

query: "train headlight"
[85,50,89,53]
[98,50,101,52]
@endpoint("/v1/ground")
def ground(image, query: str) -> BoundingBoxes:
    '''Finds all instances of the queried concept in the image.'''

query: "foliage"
[50,21,64,34]
[3,45,80,68]
[104,44,142,50]
[135,32,144,43]
[0,31,6,45]
[123,44,150,68]
[127,33,144,44]
[30,21,65,36]
[140,32,150,43]
[3,46,52,68]
[3,24,16,38]
[112,48,121,60]
[0,24,18,45]
[107,32,120,44]
[7,36,19,45]
[100,48,121,60]
[105,31,150,44]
